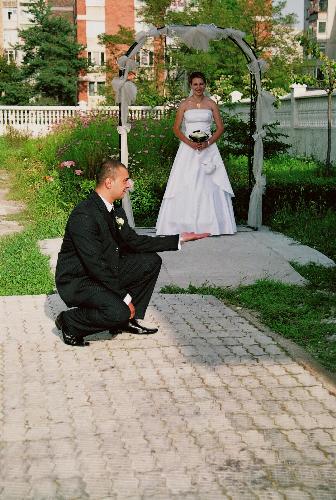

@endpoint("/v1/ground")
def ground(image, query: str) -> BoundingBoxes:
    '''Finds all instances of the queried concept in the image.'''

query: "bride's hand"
[198,141,208,150]
[188,140,199,150]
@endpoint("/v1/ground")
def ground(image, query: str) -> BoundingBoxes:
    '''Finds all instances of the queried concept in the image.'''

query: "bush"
[218,110,290,159]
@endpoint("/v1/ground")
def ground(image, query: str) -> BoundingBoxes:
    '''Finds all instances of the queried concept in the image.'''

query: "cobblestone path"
[0,292,335,499]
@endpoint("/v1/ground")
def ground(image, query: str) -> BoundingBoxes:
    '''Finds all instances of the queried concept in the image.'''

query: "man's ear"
[105,176,114,189]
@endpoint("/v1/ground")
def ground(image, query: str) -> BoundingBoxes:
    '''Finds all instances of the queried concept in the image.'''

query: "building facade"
[0,0,189,105]
[304,0,336,58]
[1,0,75,63]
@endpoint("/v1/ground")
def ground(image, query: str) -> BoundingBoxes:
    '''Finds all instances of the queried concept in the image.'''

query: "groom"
[55,159,209,346]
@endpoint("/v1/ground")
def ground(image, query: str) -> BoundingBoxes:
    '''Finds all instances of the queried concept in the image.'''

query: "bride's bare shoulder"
[179,97,192,110]
[205,96,217,108]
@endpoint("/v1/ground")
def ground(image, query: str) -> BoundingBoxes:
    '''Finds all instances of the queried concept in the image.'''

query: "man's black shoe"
[55,312,89,347]
[109,328,122,338]
[126,318,158,335]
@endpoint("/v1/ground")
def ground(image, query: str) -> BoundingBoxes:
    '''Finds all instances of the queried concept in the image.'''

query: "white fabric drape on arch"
[113,23,275,229]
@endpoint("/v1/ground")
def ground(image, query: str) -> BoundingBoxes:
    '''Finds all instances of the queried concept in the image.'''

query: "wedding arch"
[112,24,275,229]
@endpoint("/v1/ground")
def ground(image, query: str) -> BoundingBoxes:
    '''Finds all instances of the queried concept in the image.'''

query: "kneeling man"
[55,159,208,346]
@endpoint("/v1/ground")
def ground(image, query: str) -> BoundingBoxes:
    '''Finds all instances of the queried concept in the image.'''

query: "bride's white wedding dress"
[156,108,237,235]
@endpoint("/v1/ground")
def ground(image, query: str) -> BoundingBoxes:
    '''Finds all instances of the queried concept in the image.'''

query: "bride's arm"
[172,102,199,150]
[207,101,225,147]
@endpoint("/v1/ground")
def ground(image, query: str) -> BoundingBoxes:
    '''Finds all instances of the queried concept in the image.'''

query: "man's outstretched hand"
[180,232,211,243]
[128,302,136,319]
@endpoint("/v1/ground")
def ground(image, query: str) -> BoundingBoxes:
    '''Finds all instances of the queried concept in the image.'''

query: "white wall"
[227,86,336,163]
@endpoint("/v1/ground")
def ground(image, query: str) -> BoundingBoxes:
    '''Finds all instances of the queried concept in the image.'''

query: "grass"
[0,230,54,295]
[270,205,336,262]
[0,136,68,296]
[225,154,336,188]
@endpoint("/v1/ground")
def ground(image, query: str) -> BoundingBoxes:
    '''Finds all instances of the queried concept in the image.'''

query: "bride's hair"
[188,71,206,85]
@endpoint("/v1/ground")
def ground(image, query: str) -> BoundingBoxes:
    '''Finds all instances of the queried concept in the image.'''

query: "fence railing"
[0,105,167,136]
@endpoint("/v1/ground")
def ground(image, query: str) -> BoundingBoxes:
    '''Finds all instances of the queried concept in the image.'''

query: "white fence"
[227,85,336,163]
[0,105,167,136]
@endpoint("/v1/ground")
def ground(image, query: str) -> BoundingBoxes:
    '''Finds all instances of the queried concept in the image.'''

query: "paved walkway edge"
[229,301,336,395]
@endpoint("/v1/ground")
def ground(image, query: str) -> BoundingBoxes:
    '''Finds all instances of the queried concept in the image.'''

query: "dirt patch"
[0,170,25,237]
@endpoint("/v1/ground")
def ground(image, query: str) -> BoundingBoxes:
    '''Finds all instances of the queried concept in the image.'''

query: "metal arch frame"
[118,25,261,194]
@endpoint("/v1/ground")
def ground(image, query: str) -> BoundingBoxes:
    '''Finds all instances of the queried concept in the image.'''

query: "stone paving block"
[0,480,31,499]
[254,489,285,499]
[164,469,193,494]
[280,488,313,499]
[0,292,336,498]
[29,476,58,499]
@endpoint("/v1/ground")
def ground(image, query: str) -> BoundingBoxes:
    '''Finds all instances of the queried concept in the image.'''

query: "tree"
[136,0,172,94]
[0,56,32,104]
[17,0,87,105]
[167,0,301,97]
[297,33,336,176]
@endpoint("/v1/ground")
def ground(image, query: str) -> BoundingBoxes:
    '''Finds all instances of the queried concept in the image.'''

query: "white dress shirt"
[98,194,132,305]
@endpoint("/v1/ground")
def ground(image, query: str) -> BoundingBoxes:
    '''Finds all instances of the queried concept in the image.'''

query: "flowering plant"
[59,160,76,168]
[189,130,209,143]
[116,217,124,229]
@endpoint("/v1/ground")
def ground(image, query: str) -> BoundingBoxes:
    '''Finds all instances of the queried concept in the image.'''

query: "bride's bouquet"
[189,130,209,143]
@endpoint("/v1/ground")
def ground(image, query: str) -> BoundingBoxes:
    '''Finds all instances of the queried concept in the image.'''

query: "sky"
[281,0,305,29]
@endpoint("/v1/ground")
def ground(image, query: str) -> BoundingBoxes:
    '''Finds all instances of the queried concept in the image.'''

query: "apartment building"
[304,0,336,58]
[1,0,187,105]
[1,0,74,63]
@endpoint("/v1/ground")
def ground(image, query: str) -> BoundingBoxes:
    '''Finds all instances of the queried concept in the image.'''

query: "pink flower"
[60,160,76,169]
[74,169,83,176]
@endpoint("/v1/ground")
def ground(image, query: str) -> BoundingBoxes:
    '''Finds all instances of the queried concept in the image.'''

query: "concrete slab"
[39,226,335,289]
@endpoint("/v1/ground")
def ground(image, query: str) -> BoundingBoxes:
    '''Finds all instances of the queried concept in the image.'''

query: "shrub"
[218,110,290,159]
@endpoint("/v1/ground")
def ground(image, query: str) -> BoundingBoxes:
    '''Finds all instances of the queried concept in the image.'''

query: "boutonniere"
[115,216,124,229]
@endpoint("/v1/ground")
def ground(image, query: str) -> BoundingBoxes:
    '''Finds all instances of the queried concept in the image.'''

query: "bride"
[156,71,237,236]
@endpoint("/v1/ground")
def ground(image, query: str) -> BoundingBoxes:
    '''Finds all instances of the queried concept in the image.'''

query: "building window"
[318,21,326,33]
[89,82,95,96]
[97,81,105,95]
[137,49,154,67]
[5,50,16,63]
[316,67,324,80]
[88,52,104,66]
[8,11,12,20]
[319,0,328,12]
[319,43,326,54]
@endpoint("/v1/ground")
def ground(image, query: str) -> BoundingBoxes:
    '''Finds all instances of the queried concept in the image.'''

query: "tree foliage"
[166,0,301,97]
[0,56,32,104]
[17,0,87,105]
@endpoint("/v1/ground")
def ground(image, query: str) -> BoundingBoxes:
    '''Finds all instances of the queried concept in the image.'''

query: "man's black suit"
[55,191,179,337]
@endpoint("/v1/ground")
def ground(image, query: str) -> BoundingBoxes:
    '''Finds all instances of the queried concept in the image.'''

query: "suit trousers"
[62,252,162,337]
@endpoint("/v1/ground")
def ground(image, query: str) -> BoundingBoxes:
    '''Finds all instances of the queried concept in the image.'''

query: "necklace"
[192,96,204,109]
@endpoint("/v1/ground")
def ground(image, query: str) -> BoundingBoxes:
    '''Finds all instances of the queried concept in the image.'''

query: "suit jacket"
[55,191,179,306]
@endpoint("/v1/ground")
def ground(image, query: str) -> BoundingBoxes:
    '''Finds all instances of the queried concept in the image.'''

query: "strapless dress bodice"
[184,108,213,136]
